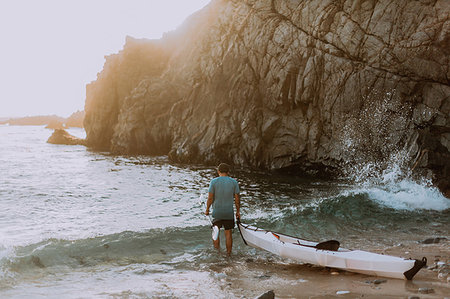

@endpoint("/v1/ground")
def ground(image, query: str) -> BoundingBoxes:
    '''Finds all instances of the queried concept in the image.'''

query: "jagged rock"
[255,290,275,299]
[47,129,86,146]
[84,0,450,195]
[65,110,85,128]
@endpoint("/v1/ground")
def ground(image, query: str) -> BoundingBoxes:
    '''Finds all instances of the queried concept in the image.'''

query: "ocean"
[0,125,449,298]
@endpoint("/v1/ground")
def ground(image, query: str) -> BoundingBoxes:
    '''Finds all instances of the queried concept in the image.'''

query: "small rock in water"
[47,129,85,145]
[373,279,387,284]
[418,287,434,294]
[336,290,350,295]
[420,237,447,244]
[255,290,275,299]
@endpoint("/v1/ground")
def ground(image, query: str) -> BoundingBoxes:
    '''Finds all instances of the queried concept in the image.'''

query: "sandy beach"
[208,240,449,298]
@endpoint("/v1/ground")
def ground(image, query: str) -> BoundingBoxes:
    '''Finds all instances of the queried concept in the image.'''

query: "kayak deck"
[238,222,426,280]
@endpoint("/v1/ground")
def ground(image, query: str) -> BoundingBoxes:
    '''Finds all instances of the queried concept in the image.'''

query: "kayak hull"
[238,222,426,280]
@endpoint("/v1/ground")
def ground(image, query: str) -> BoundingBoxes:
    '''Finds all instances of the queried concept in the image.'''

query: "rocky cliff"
[84,0,450,196]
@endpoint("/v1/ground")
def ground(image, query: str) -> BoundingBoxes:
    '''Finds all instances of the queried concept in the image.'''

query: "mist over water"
[0,125,448,298]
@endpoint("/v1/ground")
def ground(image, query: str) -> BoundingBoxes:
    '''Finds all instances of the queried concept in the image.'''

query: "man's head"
[217,163,230,174]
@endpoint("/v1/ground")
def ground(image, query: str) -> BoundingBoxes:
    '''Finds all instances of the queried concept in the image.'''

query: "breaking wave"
[0,226,212,283]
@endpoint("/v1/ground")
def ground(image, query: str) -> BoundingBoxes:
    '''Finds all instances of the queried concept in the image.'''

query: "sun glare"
[0,0,210,117]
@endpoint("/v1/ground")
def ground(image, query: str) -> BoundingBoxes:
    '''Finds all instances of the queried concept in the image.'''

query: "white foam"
[350,178,449,211]
[342,145,450,211]
[0,244,15,279]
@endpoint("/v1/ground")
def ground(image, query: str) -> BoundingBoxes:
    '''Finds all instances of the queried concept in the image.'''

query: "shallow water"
[0,125,448,298]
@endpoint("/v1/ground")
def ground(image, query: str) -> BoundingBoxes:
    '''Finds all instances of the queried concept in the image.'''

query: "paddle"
[199,194,219,241]
[293,238,340,251]
[315,240,340,251]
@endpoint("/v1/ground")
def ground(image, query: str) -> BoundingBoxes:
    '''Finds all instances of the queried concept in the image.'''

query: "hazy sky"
[0,0,210,118]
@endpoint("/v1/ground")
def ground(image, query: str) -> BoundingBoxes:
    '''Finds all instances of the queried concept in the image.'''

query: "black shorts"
[213,219,235,230]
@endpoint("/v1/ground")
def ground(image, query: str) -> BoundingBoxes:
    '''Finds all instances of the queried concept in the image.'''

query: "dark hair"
[217,163,230,173]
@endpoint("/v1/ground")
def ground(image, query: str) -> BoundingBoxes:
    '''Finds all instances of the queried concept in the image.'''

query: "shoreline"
[211,240,449,298]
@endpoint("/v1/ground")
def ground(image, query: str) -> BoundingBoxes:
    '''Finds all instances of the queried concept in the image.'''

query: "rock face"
[47,129,86,146]
[84,0,450,196]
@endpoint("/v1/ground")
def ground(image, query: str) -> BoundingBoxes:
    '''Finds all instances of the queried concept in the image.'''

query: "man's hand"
[205,209,209,216]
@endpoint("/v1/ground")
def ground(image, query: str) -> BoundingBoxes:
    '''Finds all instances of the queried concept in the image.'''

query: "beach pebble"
[408,296,420,299]
[336,291,350,295]
[331,271,339,275]
[373,279,387,284]
[418,287,434,294]
[255,290,275,299]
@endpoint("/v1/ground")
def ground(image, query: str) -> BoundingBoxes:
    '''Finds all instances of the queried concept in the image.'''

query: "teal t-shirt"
[208,176,239,220]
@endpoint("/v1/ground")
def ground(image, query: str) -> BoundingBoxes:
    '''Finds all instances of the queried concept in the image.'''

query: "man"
[205,163,240,255]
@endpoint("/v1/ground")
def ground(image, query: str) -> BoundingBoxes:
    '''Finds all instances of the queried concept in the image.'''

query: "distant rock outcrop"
[47,129,85,146]
[65,110,85,128]
[3,111,85,129]
[6,115,66,126]
[84,0,450,196]
[45,120,65,130]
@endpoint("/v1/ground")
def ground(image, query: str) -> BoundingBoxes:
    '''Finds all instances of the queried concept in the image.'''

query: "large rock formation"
[84,0,450,196]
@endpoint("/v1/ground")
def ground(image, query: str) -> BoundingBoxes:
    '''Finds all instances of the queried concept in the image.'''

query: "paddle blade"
[212,225,219,241]
[315,240,340,251]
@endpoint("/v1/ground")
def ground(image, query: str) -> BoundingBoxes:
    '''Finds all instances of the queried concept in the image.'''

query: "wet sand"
[209,240,449,298]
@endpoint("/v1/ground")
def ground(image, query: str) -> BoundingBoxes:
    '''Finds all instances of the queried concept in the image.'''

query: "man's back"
[209,176,239,220]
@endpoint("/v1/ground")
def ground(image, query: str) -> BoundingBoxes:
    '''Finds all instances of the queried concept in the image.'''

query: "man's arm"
[205,192,214,215]
[234,194,240,220]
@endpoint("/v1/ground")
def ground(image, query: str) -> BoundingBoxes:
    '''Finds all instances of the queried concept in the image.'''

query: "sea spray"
[342,148,449,211]
[336,90,449,211]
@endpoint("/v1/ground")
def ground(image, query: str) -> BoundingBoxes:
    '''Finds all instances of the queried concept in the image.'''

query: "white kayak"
[238,222,426,280]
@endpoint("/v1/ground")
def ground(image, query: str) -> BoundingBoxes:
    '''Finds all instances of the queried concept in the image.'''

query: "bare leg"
[225,229,232,256]
[213,233,220,251]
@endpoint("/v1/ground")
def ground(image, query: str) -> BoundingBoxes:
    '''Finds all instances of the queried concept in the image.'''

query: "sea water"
[0,125,448,298]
